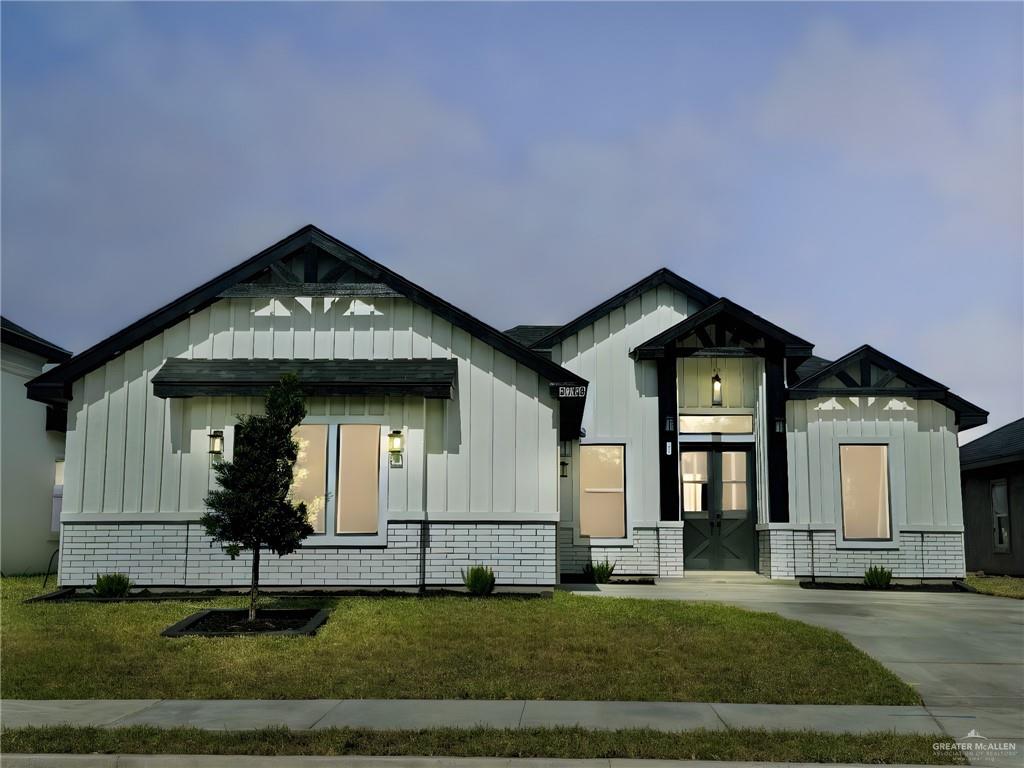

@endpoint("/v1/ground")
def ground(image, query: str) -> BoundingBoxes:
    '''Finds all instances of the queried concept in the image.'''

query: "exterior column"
[765,356,790,523]
[656,356,680,521]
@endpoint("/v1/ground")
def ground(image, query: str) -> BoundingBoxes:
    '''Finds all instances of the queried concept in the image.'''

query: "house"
[960,418,1023,576]
[2,317,71,575]
[26,225,987,588]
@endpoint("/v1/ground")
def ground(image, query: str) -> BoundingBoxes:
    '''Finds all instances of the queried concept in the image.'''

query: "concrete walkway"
[0,758,968,768]
[0,698,994,736]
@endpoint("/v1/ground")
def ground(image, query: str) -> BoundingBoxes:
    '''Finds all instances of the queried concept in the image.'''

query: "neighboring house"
[2,316,71,575]
[26,226,987,588]
[960,418,1023,576]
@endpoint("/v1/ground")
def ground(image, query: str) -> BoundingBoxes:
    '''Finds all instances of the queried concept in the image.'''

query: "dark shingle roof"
[791,355,833,386]
[152,359,458,399]
[960,417,1024,469]
[1,316,71,363]
[504,325,562,348]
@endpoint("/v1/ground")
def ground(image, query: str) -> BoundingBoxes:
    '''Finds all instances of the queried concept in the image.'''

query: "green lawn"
[965,575,1024,599]
[1,576,918,704]
[0,726,964,764]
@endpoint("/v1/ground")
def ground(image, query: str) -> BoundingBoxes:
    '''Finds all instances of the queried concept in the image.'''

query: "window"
[679,414,753,434]
[286,423,382,537]
[51,459,64,533]
[291,425,329,533]
[336,424,380,534]
[839,444,891,540]
[580,444,625,538]
[992,479,1011,553]
[681,451,708,513]
[720,451,748,516]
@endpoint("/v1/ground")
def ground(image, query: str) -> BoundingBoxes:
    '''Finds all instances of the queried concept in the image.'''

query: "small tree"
[202,374,315,621]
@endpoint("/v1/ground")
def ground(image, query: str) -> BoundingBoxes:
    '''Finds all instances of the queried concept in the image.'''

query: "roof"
[26,225,586,407]
[961,417,1024,469]
[152,359,457,400]
[791,355,833,386]
[631,297,815,360]
[790,344,988,430]
[534,268,718,349]
[1,316,71,363]
[503,325,562,348]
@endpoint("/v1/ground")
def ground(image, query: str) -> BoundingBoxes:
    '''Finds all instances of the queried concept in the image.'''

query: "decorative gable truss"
[789,344,987,428]
[219,241,403,299]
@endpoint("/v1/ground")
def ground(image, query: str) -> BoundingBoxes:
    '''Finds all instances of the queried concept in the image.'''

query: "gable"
[790,344,987,429]
[27,226,585,406]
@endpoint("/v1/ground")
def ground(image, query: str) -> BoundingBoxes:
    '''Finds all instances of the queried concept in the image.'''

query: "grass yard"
[0,726,965,764]
[964,575,1024,599]
[1,576,918,704]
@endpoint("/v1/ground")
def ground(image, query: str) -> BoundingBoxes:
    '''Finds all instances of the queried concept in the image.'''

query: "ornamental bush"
[93,573,132,598]
[584,559,616,584]
[864,565,893,589]
[462,565,496,596]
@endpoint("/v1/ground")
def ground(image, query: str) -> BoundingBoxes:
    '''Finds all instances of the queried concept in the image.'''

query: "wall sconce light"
[388,429,404,468]
[775,417,786,434]
[559,460,569,478]
[711,373,723,407]
[208,430,224,456]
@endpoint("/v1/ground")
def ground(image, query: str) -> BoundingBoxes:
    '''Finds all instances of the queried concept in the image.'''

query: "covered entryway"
[681,446,757,570]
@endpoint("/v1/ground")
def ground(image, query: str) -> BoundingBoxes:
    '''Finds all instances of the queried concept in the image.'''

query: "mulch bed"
[798,581,959,593]
[162,608,329,637]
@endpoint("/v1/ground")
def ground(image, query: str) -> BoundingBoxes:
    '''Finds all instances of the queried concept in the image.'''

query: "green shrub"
[461,565,496,596]
[584,559,616,584]
[863,565,892,589]
[93,573,132,598]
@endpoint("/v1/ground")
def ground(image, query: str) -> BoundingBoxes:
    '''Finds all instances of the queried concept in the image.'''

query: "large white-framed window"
[237,419,389,546]
[579,443,626,539]
[991,479,1011,553]
[839,443,892,542]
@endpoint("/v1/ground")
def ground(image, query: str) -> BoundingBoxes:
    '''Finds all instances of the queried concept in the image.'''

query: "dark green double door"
[681,446,757,570]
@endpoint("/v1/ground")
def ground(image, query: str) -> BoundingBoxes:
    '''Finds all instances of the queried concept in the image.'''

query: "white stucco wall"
[1,345,64,574]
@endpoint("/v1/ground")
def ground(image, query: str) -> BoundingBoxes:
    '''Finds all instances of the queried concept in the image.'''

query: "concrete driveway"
[565,578,1024,746]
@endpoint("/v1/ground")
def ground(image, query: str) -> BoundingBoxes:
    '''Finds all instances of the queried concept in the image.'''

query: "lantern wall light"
[388,429,404,468]
[711,373,723,407]
[208,430,224,456]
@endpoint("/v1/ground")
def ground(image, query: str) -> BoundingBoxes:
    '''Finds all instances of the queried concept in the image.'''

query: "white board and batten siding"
[551,284,702,528]
[60,296,559,523]
[785,396,964,533]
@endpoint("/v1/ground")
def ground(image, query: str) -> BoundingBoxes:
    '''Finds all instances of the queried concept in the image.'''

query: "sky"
[2,2,1021,440]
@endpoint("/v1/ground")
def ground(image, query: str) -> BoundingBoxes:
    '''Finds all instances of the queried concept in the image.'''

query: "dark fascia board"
[630,297,815,360]
[26,225,586,405]
[789,344,988,430]
[533,268,719,349]
[960,417,1024,467]
[1,317,71,363]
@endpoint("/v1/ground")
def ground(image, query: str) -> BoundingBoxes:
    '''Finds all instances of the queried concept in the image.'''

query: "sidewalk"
[4,698,1018,737]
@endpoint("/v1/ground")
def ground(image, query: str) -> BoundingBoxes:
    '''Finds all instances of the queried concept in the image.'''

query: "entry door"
[680,447,756,570]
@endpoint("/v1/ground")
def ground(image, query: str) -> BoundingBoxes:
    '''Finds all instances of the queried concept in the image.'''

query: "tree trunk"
[249,545,261,622]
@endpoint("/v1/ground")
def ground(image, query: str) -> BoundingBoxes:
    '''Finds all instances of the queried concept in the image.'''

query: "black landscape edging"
[798,580,959,593]
[162,608,330,637]
[30,586,553,603]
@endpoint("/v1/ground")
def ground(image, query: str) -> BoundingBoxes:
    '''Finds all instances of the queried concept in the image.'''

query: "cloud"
[755,20,1022,246]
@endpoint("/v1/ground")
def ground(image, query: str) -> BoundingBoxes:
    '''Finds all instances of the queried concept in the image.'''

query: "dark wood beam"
[657,357,680,521]
[765,356,790,523]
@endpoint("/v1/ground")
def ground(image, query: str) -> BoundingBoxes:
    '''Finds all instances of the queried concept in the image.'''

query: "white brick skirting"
[557,525,684,578]
[758,529,965,579]
[59,521,556,588]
